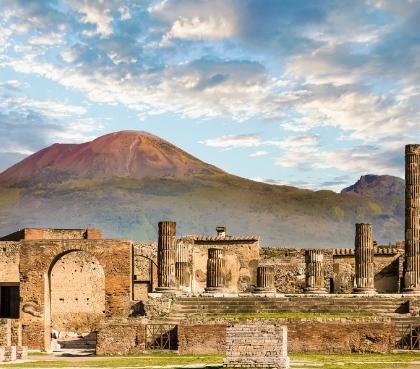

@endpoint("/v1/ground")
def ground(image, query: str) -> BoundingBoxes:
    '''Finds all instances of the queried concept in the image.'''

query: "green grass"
[291,352,420,369]
[5,353,223,368]
[5,352,420,369]
[186,312,379,321]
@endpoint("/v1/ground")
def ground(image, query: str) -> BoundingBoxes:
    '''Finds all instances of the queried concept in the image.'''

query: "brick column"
[354,223,376,294]
[404,144,420,293]
[205,248,224,292]
[255,266,275,293]
[304,249,327,294]
[156,221,177,292]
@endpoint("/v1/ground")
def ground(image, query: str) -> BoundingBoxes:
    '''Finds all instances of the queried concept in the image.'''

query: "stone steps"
[172,296,410,317]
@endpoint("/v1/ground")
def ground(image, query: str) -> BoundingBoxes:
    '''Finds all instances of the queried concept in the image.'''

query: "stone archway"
[48,250,105,348]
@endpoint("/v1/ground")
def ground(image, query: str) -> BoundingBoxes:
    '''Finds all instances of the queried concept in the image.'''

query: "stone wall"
[0,242,20,283]
[0,319,27,362]
[177,319,394,354]
[260,247,401,294]
[133,242,157,301]
[19,239,132,350]
[96,319,146,355]
[224,324,289,369]
[260,248,333,293]
[50,250,106,332]
[178,322,226,354]
[187,237,259,293]
[0,228,102,241]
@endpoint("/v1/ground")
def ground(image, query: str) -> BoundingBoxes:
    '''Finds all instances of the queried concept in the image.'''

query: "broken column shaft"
[304,249,327,294]
[156,221,177,292]
[404,144,420,293]
[255,266,275,293]
[354,223,376,294]
[205,248,224,292]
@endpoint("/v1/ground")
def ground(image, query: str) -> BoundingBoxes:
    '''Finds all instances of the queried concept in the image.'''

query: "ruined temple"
[0,144,419,357]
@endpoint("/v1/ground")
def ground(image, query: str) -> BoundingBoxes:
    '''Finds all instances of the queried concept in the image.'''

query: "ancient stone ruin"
[0,143,419,359]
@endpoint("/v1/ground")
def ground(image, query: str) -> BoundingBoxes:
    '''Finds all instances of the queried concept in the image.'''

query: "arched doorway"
[48,250,105,350]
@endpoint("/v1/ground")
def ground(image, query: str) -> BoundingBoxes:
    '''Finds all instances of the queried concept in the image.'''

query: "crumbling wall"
[260,248,333,293]
[19,239,132,350]
[50,251,105,333]
[132,243,157,301]
[0,242,20,283]
[178,318,394,354]
[190,239,259,293]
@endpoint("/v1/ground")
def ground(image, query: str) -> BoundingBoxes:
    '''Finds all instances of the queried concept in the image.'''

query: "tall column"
[354,223,376,294]
[304,249,327,294]
[156,221,177,292]
[255,266,275,294]
[205,248,224,292]
[404,144,420,293]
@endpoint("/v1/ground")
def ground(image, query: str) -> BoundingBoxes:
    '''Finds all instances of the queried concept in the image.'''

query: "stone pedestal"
[156,221,177,292]
[304,250,327,294]
[354,223,376,294]
[404,144,420,293]
[224,324,290,369]
[205,248,224,292]
[255,266,275,293]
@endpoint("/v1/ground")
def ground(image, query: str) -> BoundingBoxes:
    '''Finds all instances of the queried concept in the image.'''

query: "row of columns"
[156,142,420,295]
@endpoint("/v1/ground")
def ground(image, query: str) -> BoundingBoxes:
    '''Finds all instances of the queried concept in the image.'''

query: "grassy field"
[3,352,420,368]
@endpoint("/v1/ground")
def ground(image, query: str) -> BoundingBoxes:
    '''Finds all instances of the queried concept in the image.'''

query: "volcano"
[0,131,405,246]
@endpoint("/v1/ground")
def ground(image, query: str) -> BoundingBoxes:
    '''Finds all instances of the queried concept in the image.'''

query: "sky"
[0,0,419,192]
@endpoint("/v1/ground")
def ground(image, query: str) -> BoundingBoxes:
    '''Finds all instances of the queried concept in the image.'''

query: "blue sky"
[0,0,419,191]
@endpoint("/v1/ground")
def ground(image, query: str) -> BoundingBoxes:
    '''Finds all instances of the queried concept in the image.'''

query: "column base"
[154,287,178,293]
[402,288,420,295]
[254,287,276,294]
[353,287,377,294]
[205,287,224,293]
[304,288,328,294]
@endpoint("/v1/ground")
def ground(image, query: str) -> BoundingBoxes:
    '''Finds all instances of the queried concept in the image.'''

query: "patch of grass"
[291,352,420,369]
[187,312,378,321]
[4,354,223,368]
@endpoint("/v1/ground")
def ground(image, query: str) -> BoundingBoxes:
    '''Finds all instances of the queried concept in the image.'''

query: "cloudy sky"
[0,0,419,191]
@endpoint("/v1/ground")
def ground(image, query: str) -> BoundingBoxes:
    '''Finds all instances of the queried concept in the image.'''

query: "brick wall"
[0,242,20,283]
[178,323,226,354]
[178,319,394,354]
[96,320,146,355]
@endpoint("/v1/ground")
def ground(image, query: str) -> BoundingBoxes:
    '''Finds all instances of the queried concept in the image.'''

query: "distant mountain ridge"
[341,174,404,199]
[0,131,405,246]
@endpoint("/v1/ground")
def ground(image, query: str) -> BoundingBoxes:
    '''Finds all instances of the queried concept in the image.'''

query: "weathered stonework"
[156,221,177,292]
[304,249,327,294]
[354,224,376,294]
[255,266,275,293]
[205,248,224,292]
[404,144,420,293]
[18,239,132,350]
[0,319,27,362]
[223,324,289,369]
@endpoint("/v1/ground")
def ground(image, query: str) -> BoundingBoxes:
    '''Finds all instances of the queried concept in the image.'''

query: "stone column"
[304,249,327,294]
[255,266,275,293]
[404,144,420,293]
[354,223,376,294]
[205,248,224,292]
[156,221,177,292]
[176,241,190,290]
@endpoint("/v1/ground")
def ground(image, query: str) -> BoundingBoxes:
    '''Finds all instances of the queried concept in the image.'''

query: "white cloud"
[200,134,262,149]
[29,33,63,46]
[67,0,114,37]
[249,150,268,157]
[167,16,235,40]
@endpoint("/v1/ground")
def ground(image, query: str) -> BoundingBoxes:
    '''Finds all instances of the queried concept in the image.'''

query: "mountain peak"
[0,130,222,186]
[341,174,404,198]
